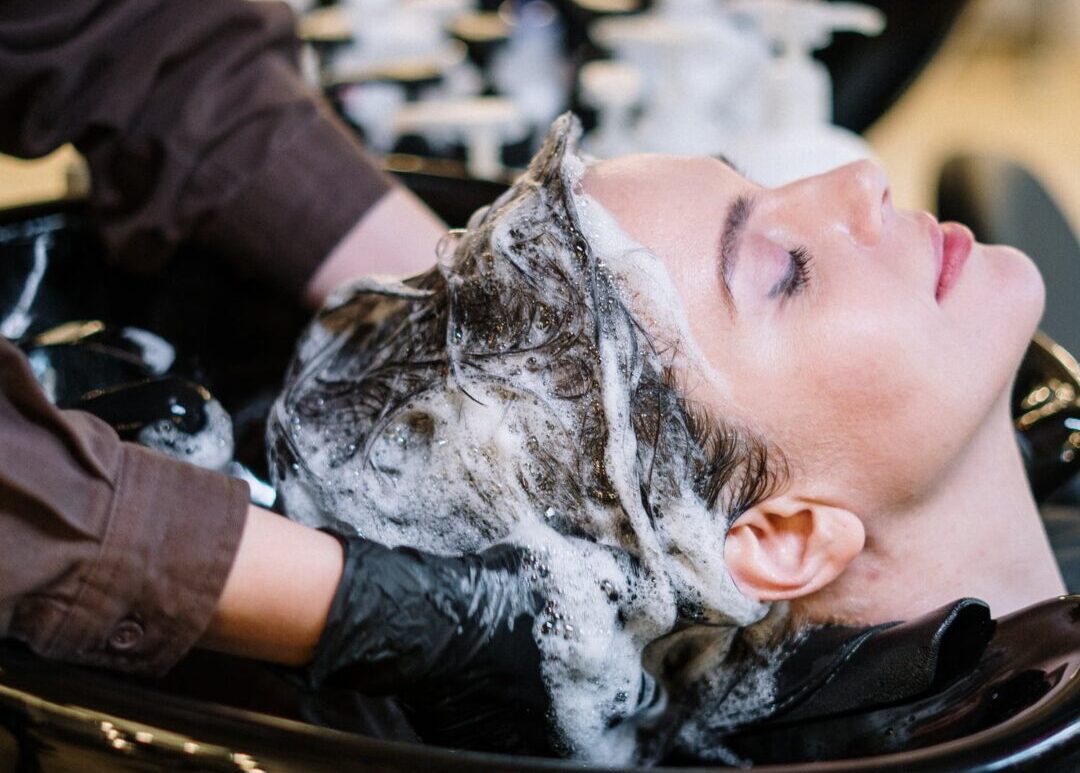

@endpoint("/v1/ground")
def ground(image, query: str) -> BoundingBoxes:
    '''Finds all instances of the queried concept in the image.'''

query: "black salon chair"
[3,165,1080,771]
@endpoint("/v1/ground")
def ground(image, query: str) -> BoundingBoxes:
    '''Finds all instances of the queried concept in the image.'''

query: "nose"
[789,159,891,247]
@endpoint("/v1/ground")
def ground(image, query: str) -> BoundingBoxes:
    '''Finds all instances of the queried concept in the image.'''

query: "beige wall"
[867,0,1080,228]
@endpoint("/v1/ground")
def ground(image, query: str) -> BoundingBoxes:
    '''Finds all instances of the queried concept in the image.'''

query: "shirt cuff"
[193,105,394,297]
[33,444,250,676]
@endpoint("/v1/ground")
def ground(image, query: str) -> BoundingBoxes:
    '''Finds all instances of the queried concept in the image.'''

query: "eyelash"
[769,245,813,298]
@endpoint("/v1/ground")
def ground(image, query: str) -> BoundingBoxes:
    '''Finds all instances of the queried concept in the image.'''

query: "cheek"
[770,282,933,411]
[746,295,964,497]
[683,250,1036,504]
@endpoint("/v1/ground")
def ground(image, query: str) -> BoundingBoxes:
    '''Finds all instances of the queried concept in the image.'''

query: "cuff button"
[108,619,145,652]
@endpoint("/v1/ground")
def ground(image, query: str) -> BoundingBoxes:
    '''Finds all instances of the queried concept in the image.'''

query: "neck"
[800,394,1065,626]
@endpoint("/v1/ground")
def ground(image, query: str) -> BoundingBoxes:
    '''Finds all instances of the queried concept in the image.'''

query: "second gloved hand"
[306,536,557,755]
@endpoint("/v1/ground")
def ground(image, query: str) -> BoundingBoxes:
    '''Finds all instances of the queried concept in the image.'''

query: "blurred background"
[4,0,1080,362]
[868,0,1080,230]
[2,0,1077,219]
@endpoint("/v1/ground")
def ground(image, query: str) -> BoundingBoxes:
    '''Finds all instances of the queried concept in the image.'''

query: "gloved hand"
[306,536,557,755]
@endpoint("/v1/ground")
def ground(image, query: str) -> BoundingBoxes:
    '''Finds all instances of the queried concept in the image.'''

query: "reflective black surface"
[1,597,1079,771]
[18,321,216,437]
[1014,333,1080,502]
[0,167,500,482]
[722,597,1080,770]
[819,0,969,133]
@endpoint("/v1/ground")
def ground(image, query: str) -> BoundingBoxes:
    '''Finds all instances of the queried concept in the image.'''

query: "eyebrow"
[717,192,756,315]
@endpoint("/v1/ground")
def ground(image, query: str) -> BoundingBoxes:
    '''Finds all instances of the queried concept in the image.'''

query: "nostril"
[878,186,893,232]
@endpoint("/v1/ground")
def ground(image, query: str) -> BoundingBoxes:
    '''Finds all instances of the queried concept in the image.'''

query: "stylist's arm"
[0,0,444,303]
[0,0,443,675]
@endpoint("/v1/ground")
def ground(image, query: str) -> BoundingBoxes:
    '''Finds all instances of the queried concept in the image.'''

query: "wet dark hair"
[269,116,786,555]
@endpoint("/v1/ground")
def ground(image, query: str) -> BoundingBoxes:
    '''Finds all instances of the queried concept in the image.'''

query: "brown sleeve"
[0,0,392,295]
[0,338,249,676]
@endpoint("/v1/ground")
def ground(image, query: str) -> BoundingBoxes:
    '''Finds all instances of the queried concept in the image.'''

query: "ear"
[724,495,865,601]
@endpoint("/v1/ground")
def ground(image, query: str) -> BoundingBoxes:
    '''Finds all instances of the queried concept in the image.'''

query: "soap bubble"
[139,397,234,472]
[270,115,789,764]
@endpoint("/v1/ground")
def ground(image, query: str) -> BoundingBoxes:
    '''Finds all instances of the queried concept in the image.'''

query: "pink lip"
[934,221,974,302]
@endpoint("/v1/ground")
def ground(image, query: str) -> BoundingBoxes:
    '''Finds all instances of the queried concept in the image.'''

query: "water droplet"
[436,230,464,263]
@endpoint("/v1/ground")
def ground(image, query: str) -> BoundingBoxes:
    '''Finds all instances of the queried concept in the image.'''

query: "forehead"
[582,154,748,272]
[584,154,744,197]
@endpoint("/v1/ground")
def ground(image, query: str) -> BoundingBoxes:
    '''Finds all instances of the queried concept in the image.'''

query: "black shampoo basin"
[1,596,1080,771]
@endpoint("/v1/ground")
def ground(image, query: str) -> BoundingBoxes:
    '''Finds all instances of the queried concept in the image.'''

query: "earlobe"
[724,496,865,602]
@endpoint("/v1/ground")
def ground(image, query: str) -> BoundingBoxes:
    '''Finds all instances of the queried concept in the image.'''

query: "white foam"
[271,114,776,764]
[138,397,234,472]
[567,156,762,630]
[0,232,48,340]
[121,327,176,375]
[572,182,735,402]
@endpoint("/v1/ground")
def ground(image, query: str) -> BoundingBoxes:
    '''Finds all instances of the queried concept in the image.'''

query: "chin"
[965,243,1046,374]
[935,243,1043,448]
[987,243,1046,336]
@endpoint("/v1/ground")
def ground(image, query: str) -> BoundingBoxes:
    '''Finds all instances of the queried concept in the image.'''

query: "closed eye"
[768,246,813,298]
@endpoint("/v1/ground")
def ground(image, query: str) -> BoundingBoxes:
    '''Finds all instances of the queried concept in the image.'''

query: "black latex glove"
[307,536,557,755]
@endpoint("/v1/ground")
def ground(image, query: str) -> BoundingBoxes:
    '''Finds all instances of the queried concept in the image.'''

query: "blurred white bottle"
[578,59,643,158]
[589,0,768,156]
[728,0,885,185]
[491,0,571,146]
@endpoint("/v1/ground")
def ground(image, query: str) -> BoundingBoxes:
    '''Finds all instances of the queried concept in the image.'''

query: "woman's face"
[584,156,1045,519]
